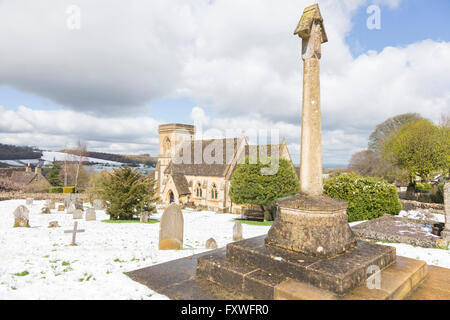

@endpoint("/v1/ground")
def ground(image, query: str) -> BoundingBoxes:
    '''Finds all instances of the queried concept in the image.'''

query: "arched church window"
[211,184,218,200]
[163,137,171,154]
[196,183,202,198]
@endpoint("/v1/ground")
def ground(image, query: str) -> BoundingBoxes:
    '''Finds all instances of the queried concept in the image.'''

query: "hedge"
[63,186,75,193]
[323,173,402,222]
[49,187,63,193]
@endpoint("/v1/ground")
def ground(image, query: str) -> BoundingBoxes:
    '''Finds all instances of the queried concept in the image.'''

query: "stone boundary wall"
[0,192,90,202]
[400,199,444,213]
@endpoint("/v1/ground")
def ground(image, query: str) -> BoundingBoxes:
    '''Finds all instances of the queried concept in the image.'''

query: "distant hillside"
[61,150,157,167]
[0,143,42,160]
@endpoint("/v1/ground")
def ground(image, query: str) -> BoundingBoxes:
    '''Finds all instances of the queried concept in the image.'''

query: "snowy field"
[0,199,449,300]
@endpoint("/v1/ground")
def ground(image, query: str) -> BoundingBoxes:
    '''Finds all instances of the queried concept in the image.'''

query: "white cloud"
[0,0,449,166]
[0,106,161,154]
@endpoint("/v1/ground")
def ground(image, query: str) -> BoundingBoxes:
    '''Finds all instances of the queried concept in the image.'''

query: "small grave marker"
[64,221,85,245]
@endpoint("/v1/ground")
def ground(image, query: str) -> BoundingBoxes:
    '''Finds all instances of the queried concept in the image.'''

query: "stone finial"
[294,4,327,60]
[294,4,327,42]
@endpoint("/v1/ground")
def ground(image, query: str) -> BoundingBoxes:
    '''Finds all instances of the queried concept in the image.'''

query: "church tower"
[156,124,195,195]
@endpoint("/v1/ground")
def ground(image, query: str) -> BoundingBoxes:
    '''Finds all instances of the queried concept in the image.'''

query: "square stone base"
[198,235,396,296]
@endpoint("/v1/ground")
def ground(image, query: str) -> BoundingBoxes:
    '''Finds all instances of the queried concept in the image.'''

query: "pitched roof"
[10,171,37,186]
[165,138,240,177]
[171,174,191,196]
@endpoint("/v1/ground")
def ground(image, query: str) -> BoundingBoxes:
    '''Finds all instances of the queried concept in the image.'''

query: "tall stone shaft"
[295,4,328,196]
[300,57,322,196]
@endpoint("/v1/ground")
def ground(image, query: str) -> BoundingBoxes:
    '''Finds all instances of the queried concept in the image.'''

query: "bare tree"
[74,140,87,189]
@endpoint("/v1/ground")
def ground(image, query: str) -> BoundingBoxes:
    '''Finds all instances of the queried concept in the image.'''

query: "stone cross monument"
[265,4,357,257]
[296,4,328,196]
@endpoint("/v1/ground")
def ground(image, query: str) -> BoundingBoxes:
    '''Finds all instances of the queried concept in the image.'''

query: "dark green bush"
[49,187,63,193]
[323,173,402,222]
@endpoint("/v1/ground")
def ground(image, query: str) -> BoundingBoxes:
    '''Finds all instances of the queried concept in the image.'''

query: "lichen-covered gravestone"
[85,208,96,221]
[159,204,184,250]
[93,199,104,210]
[140,211,149,223]
[57,204,65,212]
[49,200,56,210]
[13,205,30,228]
[233,221,243,241]
[205,238,218,249]
[73,209,83,220]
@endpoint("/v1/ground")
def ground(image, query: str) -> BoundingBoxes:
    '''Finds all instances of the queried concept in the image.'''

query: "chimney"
[25,163,31,173]
[35,166,42,175]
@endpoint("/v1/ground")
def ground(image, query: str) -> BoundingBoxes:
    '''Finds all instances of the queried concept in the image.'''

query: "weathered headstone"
[13,205,30,228]
[441,183,450,242]
[73,209,83,220]
[49,221,59,228]
[26,198,33,206]
[159,204,183,250]
[57,204,65,212]
[233,221,243,241]
[93,199,104,210]
[67,203,76,215]
[140,211,149,223]
[41,206,51,214]
[64,221,85,245]
[205,238,218,249]
[74,198,84,211]
[49,200,56,210]
[85,208,96,221]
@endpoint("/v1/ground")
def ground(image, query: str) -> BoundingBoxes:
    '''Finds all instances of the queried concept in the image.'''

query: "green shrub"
[415,183,432,193]
[49,187,63,193]
[323,173,402,222]
[63,186,75,193]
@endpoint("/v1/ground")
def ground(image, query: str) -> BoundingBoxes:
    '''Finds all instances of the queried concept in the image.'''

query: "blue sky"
[0,0,449,166]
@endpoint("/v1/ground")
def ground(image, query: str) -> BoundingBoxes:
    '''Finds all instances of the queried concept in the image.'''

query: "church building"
[154,123,295,213]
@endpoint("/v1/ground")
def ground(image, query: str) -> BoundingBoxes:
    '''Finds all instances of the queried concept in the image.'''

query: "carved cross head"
[294,4,328,60]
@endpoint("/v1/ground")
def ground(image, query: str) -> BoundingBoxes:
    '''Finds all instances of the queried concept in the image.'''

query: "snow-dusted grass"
[0,200,270,300]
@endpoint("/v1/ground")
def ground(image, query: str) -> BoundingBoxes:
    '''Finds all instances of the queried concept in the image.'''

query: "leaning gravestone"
[93,199,104,210]
[26,198,33,206]
[73,209,83,220]
[140,211,149,223]
[159,204,184,250]
[85,208,96,221]
[205,238,218,249]
[13,205,30,228]
[233,221,243,241]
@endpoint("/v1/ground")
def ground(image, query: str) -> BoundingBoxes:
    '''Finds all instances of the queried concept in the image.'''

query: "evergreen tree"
[99,167,157,220]
[45,160,62,186]
[230,157,299,221]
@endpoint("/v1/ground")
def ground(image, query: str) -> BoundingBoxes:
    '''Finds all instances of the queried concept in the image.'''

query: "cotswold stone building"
[154,123,295,213]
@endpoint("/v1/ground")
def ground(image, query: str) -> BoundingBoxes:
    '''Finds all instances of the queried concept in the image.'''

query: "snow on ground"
[0,200,270,300]
[398,209,445,223]
[41,151,123,166]
[0,200,448,300]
